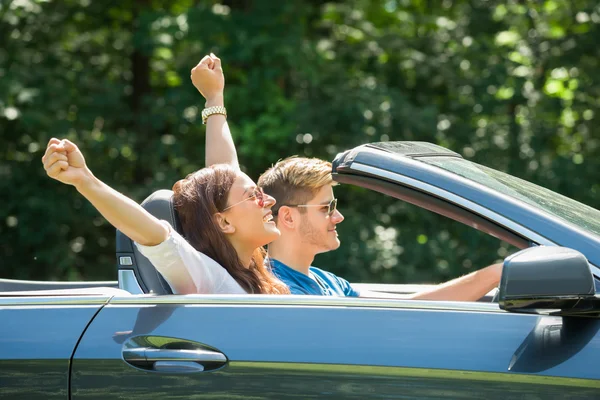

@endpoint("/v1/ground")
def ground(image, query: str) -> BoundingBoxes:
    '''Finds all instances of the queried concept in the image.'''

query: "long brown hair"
[172,164,289,294]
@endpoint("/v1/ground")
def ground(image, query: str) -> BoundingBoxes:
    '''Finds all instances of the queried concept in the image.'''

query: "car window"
[423,156,600,238]
[319,184,519,286]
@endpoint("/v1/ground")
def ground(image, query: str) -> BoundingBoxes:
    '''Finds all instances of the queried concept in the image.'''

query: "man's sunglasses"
[222,187,266,211]
[287,198,338,217]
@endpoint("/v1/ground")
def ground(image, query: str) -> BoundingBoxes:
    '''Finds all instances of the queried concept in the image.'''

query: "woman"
[41,138,289,295]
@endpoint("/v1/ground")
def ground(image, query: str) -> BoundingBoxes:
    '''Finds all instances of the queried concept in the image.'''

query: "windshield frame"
[336,146,600,271]
[420,156,600,239]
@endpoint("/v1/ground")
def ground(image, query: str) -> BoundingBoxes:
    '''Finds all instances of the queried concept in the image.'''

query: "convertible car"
[2,141,600,399]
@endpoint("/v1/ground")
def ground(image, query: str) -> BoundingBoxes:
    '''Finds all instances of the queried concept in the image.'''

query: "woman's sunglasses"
[222,187,266,211]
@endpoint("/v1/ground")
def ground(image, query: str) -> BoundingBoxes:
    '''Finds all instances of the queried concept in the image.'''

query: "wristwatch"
[201,106,227,124]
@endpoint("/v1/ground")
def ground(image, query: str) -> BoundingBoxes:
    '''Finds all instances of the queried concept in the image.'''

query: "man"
[257,156,358,296]
[257,156,503,300]
[191,53,502,301]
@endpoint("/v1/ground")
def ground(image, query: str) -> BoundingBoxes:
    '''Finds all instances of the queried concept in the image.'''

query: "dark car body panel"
[68,297,600,399]
[0,297,108,399]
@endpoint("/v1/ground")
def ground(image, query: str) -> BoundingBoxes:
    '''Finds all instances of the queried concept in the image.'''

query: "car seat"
[116,189,181,294]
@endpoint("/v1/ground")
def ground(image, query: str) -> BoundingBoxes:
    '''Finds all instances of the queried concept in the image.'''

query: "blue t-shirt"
[269,258,360,297]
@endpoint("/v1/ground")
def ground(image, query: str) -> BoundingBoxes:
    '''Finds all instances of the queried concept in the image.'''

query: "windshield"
[422,156,600,237]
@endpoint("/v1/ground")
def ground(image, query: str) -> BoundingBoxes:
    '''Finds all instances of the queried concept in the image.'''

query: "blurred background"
[1,0,599,285]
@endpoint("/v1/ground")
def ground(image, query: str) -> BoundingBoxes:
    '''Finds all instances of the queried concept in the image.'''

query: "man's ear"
[214,213,236,234]
[276,206,296,229]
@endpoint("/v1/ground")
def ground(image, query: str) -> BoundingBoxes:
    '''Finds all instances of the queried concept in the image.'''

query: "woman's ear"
[276,206,296,229]
[215,213,236,234]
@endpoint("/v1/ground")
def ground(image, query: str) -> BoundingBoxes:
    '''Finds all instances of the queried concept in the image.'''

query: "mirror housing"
[499,246,599,316]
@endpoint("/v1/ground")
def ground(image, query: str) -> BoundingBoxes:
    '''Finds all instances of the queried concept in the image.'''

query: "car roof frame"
[332,143,600,278]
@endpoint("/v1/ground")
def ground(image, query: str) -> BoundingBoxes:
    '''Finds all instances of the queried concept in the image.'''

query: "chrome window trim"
[0,296,110,306]
[119,269,145,295]
[108,294,510,314]
[349,162,600,277]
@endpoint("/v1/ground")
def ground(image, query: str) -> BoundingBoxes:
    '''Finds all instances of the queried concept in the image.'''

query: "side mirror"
[499,246,599,316]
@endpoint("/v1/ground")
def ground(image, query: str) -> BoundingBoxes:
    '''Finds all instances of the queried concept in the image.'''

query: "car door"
[71,295,600,399]
[0,294,109,400]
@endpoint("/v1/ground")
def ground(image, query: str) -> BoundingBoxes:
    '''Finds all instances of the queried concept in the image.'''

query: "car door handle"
[123,347,227,373]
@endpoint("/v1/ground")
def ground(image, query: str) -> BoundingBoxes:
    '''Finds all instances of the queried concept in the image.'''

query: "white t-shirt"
[135,222,247,294]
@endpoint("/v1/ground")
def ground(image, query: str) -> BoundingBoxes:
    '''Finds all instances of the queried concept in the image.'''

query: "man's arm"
[190,54,239,168]
[359,263,503,302]
[407,263,502,301]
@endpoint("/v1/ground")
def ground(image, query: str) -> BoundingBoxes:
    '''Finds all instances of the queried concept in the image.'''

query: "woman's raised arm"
[42,138,168,246]
[190,53,239,169]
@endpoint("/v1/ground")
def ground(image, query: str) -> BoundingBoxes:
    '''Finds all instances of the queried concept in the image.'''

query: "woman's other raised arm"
[42,138,168,246]
[190,53,239,169]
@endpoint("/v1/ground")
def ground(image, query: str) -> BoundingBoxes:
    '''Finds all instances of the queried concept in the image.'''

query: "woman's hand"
[42,138,91,188]
[191,53,224,106]
[193,53,239,168]
[42,137,168,246]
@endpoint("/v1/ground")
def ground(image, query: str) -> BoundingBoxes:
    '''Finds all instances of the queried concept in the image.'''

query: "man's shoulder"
[309,266,344,281]
[309,266,358,297]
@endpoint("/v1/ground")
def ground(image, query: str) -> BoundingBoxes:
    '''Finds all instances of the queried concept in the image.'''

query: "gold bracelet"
[201,106,227,124]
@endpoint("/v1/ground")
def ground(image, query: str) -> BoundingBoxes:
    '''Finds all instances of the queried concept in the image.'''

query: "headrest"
[139,189,183,234]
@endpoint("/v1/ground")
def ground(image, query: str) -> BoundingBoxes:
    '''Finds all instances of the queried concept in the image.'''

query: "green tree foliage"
[1,0,599,283]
